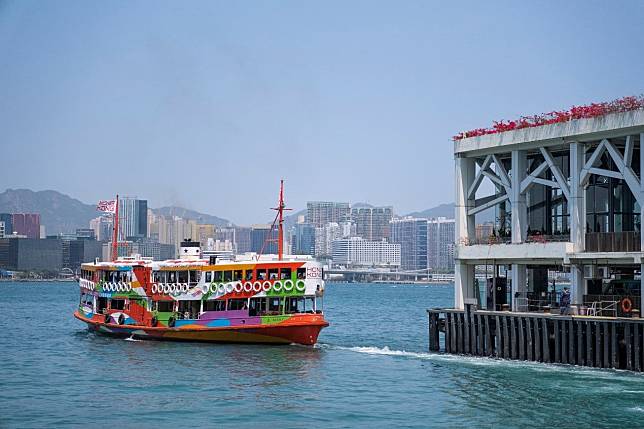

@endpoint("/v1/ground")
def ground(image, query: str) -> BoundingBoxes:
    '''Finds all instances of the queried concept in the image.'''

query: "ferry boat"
[74,182,329,345]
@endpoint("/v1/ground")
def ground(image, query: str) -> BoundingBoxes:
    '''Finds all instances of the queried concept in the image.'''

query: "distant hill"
[405,202,495,223]
[152,206,231,227]
[0,189,234,234]
[0,189,99,235]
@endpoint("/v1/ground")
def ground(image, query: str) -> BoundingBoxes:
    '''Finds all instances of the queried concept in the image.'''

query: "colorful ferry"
[74,181,329,345]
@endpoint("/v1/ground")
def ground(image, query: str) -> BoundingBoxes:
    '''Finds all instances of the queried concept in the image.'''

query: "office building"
[90,216,113,242]
[331,237,400,268]
[10,213,40,239]
[292,222,316,256]
[0,221,4,239]
[390,217,428,271]
[234,226,252,253]
[250,225,278,254]
[314,222,341,258]
[306,202,351,227]
[427,217,455,271]
[0,214,12,236]
[0,238,63,272]
[352,206,393,241]
[119,197,147,240]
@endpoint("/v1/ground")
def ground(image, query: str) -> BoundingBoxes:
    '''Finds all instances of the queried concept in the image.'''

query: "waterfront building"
[250,224,278,254]
[0,214,12,236]
[0,238,63,272]
[427,217,455,271]
[10,213,40,239]
[306,201,351,227]
[351,206,394,241]
[75,228,96,240]
[0,221,4,238]
[390,217,428,271]
[234,226,252,253]
[453,104,644,313]
[331,237,400,268]
[118,197,147,240]
[292,222,316,256]
[315,222,341,258]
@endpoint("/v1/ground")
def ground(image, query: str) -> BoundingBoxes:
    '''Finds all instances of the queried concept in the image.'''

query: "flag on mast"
[97,199,117,213]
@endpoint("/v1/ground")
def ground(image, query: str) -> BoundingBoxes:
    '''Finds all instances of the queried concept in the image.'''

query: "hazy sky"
[1,1,643,224]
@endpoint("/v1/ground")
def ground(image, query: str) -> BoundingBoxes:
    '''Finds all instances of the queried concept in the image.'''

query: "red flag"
[97,200,117,213]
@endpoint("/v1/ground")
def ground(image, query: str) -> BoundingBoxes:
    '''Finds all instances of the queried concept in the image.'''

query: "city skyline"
[1,2,642,224]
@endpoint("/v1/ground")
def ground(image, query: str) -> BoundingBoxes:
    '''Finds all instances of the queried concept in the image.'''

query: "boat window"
[249,298,267,316]
[168,271,176,283]
[297,268,306,279]
[285,297,305,314]
[233,270,243,281]
[227,299,248,311]
[256,269,267,281]
[110,299,125,310]
[223,271,232,282]
[203,300,226,312]
[152,271,160,283]
[245,270,253,281]
[268,297,282,314]
[155,301,174,312]
[205,271,212,283]
[189,270,201,283]
[280,268,291,280]
[268,268,278,280]
[177,270,189,283]
[97,297,108,313]
[213,271,222,282]
[305,297,315,313]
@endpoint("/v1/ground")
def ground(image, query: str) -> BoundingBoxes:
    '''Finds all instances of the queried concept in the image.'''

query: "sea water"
[0,282,642,428]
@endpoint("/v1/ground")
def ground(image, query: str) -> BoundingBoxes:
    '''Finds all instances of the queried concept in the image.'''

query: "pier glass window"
[280,268,291,280]
[586,176,639,233]
[203,300,226,312]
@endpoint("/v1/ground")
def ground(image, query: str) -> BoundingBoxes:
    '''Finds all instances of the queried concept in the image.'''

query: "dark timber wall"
[427,308,644,371]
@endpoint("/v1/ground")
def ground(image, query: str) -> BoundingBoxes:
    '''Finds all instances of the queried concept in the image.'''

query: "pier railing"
[428,307,644,372]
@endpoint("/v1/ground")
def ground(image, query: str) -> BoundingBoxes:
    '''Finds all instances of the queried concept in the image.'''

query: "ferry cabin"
[78,255,325,328]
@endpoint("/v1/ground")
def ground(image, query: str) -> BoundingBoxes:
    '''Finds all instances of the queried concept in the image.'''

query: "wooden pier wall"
[427,309,644,371]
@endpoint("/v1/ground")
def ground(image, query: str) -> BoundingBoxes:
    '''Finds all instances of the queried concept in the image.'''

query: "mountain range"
[0,188,488,235]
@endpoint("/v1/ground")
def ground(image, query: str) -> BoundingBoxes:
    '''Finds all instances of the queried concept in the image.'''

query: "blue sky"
[0,1,642,224]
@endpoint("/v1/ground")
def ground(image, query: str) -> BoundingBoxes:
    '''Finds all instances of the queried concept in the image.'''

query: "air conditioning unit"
[583,265,596,279]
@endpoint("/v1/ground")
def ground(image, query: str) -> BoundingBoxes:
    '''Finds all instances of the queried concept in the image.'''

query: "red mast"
[112,194,119,261]
[272,180,291,260]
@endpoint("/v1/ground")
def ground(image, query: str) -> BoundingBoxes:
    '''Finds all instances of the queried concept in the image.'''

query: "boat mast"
[272,180,291,261]
[112,194,119,261]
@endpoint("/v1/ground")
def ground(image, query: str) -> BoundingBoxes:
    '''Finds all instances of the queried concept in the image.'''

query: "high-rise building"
[306,202,351,227]
[75,229,96,240]
[90,216,113,241]
[390,217,428,271]
[291,222,316,256]
[250,225,278,254]
[11,213,40,239]
[427,217,455,271]
[119,197,148,240]
[0,214,12,236]
[0,221,4,239]
[331,237,400,268]
[314,222,341,257]
[351,206,393,241]
[234,227,252,253]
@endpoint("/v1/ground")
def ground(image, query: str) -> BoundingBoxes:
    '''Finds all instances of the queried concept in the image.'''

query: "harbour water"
[1,282,642,428]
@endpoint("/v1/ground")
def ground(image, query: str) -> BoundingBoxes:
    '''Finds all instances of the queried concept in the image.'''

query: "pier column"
[511,264,527,311]
[570,142,586,306]
[511,150,527,243]
[455,155,476,309]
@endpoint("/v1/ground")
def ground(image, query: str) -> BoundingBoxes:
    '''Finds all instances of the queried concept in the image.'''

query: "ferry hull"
[74,311,328,345]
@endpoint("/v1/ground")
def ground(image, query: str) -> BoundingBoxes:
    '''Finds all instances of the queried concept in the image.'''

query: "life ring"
[621,298,633,313]
[151,284,158,294]
[262,281,271,292]
[126,283,132,292]
[225,283,234,294]
[295,280,305,292]
[118,314,125,325]
[210,283,217,294]
[243,282,253,292]
[272,281,282,292]
[169,284,177,294]
[163,284,170,294]
[218,283,226,294]
[234,282,243,293]
[253,281,262,293]
[283,280,294,292]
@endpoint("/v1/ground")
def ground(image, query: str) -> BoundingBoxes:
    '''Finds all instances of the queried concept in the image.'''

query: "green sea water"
[0,281,642,428]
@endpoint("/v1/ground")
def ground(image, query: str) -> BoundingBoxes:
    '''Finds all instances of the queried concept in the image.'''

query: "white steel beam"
[580,140,607,186]
[588,167,623,180]
[467,155,493,199]
[624,135,633,167]
[468,193,509,216]
[604,139,643,206]
[520,161,549,193]
[539,147,570,200]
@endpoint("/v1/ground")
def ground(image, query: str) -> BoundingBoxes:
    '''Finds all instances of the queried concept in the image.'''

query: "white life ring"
[272,281,282,292]
[296,280,306,292]
[163,284,170,294]
[261,281,271,292]
[283,280,294,292]
[126,283,132,292]
[225,283,234,294]
[243,282,253,292]
[234,282,243,293]
[151,284,158,294]
[253,281,262,293]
